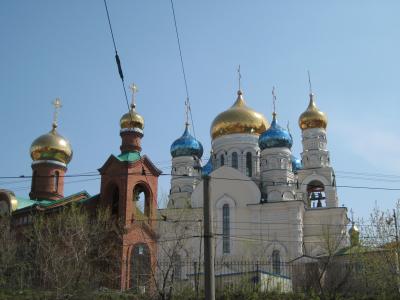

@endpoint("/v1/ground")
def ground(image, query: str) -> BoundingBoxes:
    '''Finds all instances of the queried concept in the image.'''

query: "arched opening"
[220,154,225,167]
[110,185,119,217]
[54,171,60,193]
[272,250,281,274]
[246,152,252,177]
[307,180,326,208]
[133,184,151,220]
[130,243,151,293]
[222,204,230,254]
[231,152,238,169]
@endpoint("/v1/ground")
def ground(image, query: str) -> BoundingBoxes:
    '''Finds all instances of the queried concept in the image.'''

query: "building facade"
[160,87,349,270]
[0,90,161,291]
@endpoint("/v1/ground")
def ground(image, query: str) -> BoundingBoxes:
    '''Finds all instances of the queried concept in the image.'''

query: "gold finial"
[52,98,62,129]
[129,83,138,110]
[237,65,242,92]
[272,86,277,117]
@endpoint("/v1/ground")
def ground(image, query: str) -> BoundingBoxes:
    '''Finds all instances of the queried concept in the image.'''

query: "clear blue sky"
[1,0,400,220]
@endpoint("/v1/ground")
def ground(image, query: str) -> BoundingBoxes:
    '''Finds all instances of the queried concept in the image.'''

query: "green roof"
[117,151,141,162]
[14,197,52,210]
[14,191,91,212]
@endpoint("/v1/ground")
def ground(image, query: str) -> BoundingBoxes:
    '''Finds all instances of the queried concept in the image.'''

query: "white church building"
[158,86,349,267]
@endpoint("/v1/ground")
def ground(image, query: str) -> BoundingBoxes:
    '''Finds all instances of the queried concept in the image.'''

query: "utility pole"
[393,209,400,295]
[203,175,215,300]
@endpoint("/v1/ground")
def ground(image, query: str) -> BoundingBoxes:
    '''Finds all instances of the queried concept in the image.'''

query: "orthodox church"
[0,77,355,288]
[0,88,161,290]
[161,83,350,265]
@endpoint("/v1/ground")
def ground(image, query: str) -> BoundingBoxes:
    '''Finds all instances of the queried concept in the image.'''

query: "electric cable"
[170,0,196,138]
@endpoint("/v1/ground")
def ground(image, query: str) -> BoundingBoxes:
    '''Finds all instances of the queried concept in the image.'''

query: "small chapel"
[0,85,161,290]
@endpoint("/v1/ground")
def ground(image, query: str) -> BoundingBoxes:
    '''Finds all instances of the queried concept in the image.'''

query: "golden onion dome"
[349,221,360,247]
[120,107,145,130]
[210,90,269,139]
[298,93,328,130]
[30,125,73,165]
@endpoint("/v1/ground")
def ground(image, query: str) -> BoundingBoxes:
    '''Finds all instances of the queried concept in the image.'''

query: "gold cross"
[185,98,189,127]
[237,65,242,91]
[129,83,138,109]
[308,70,313,95]
[52,98,62,128]
[272,86,277,115]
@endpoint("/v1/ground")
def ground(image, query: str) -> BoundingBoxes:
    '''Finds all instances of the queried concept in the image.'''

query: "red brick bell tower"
[98,85,161,291]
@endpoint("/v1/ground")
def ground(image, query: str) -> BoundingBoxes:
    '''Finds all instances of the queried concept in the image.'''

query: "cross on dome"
[184,97,190,127]
[308,70,313,95]
[52,98,62,129]
[129,83,138,109]
[272,86,277,116]
[237,65,242,91]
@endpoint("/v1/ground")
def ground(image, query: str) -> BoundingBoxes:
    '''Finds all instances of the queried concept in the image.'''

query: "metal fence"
[149,257,399,297]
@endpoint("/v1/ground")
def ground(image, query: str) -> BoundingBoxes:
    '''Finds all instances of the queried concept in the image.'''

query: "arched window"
[111,186,119,216]
[231,152,238,169]
[246,152,252,177]
[272,250,281,274]
[133,184,151,220]
[222,204,230,254]
[220,154,225,167]
[307,180,326,208]
[54,171,60,193]
[130,243,151,292]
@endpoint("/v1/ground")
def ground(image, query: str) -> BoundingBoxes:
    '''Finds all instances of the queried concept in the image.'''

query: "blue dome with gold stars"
[170,125,203,158]
[259,114,293,150]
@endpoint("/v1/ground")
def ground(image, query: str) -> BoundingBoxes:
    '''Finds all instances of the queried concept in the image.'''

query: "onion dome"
[30,124,73,165]
[210,90,268,140]
[291,155,302,173]
[259,113,292,150]
[120,108,144,131]
[298,93,328,130]
[349,222,360,247]
[202,156,213,175]
[170,124,203,158]
[120,84,144,131]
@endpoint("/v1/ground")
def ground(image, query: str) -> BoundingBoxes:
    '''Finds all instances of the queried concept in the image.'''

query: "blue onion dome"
[259,113,293,150]
[202,156,213,175]
[291,155,302,173]
[170,124,203,158]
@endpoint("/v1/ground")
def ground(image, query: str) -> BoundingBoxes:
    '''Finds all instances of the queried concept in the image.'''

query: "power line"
[169,0,196,138]
[103,0,132,120]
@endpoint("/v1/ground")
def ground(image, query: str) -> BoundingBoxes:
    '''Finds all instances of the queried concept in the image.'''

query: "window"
[246,152,252,177]
[111,186,119,216]
[133,185,151,220]
[130,243,151,292]
[307,180,326,208]
[54,171,59,193]
[231,152,238,169]
[272,250,281,274]
[220,154,225,167]
[222,204,230,254]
